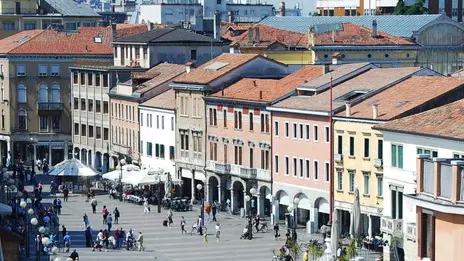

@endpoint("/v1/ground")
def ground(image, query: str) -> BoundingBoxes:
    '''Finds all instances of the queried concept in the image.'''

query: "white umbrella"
[49,159,98,177]
[350,186,361,240]
[331,210,340,257]
[0,203,12,215]
[121,171,145,186]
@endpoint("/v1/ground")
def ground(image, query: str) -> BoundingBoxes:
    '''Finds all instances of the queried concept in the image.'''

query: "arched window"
[18,109,27,130]
[51,83,60,103]
[38,83,48,103]
[17,83,26,103]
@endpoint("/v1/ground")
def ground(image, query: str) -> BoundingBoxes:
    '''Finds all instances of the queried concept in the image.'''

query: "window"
[52,115,60,131]
[103,74,109,87]
[38,83,48,102]
[96,101,101,113]
[299,159,304,178]
[285,156,289,175]
[250,112,255,131]
[234,146,243,165]
[140,113,143,126]
[87,73,93,86]
[88,99,93,112]
[51,65,60,76]
[363,173,370,195]
[39,116,48,132]
[190,49,197,60]
[18,110,27,130]
[80,99,86,111]
[223,110,227,127]
[377,140,383,159]
[314,161,319,180]
[3,22,14,30]
[299,124,303,139]
[349,171,355,192]
[171,117,174,131]
[391,188,403,219]
[156,115,159,128]
[160,144,165,159]
[209,142,217,161]
[74,123,79,135]
[88,125,94,138]
[274,155,279,174]
[285,122,289,138]
[260,149,269,170]
[140,140,143,155]
[325,126,330,143]
[169,146,175,160]
[290,123,296,138]
[364,138,370,158]
[38,64,47,76]
[17,83,27,103]
[155,144,160,158]
[80,72,85,85]
[337,169,343,191]
[24,22,36,30]
[337,135,343,154]
[103,101,109,114]
[391,144,404,168]
[161,116,165,129]
[104,128,109,140]
[73,72,78,84]
[234,111,242,129]
[314,125,319,141]
[417,147,438,158]
[51,83,60,102]
[349,136,355,156]
[250,148,254,168]
[147,142,153,156]
[305,159,310,178]
[224,144,228,164]
[95,74,101,87]
[209,108,217,126]
[377,175,383,197]
[96,127,101,139]
[325,162,330,182]
[274,121,279,137]
[81,124,86,136]
[16,64,26,76]
[293,158,297,177]
[305,124,310,140]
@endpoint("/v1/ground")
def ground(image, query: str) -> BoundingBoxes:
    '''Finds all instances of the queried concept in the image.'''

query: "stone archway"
[232,180,245,213]
[315,197,330,229]
[73,147,80,160]
[274,190,290,221]
[87,149,92,167]
[102,153,110,173]
[95,152,102,172]
[208,175,219,203]
[258,185,271,217]
[294,192,311,226]
[81,148,87,164]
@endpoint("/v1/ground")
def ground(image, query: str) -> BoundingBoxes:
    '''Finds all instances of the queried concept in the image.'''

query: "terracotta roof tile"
[221,22,253,42]
[313,23,414,46]
[140,89,175,110]
[375,98,464,140]
[135,63,186,94]
[230,24,307,48]
[114,24,149,39]
[273,67,422,112]
[0,30,45,54]
[173,53,261,84]
[338,76,464,120]
[211,66,322,102]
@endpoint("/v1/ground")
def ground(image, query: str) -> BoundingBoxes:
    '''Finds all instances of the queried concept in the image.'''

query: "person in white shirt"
[215,222,221,242]
[226,198,231,214]
[143,200,150,214]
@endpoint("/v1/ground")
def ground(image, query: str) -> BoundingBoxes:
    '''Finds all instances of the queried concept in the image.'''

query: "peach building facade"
[270,110,331,232]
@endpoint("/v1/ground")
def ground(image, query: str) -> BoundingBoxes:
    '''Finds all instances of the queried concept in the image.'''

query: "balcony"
[374,159,383,168]
[240,167,257,179]
[112,144,131,155]
[334,154,343,163]
[214,162,231,174]
[380,217,403,236]
[37,102,63,111]
[406,223,416,242]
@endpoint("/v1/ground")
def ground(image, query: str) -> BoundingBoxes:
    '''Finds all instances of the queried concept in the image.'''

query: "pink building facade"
[269,110,331,232]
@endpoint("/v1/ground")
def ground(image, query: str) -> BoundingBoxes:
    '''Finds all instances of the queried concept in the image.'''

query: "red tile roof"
[312,23,414,46]
[337,76,464,120]
[114,24,149,39]
[173,53,262,84]
[230,24,308,49]
[2,24,147,55]
[0,30,45,54]
[135,63,186,94]
[140,89,175,110]
[375,98,464,140]
[221,22,253,42]
[211,66,322,102]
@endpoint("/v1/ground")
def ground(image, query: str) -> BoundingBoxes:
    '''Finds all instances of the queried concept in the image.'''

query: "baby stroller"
[163,220,168,227]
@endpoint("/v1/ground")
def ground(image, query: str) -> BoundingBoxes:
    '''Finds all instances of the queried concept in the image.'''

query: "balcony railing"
[112,144,131,155]
[440,163,452,199]
[380,217,403,236]
[423,159,434,194]
[37,102,63,110]
[180,150,189,159]
[215,162,231,173]
[406,223,416,242]
[240,167,257,179]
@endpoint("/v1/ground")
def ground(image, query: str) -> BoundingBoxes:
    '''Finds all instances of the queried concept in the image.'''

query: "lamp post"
[245,195,251,217]
[118,158,126,201]
[152,171,162,214]
[196,184,204,226]
[287,197,300,241]
[29,137,37,177]
[249,187,257,216]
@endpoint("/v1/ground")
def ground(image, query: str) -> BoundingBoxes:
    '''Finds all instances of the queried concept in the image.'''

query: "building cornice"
[333,116,388,124]
[5,54,112,61]
[266,106,330,116]
[204,96,268,108]
[311,45,420,51]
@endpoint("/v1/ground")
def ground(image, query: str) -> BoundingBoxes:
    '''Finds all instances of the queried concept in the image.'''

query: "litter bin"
[240,208,245,218]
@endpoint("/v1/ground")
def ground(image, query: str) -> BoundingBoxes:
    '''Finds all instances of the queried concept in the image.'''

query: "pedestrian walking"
[63,232,71,253]
[212,201,217,221]
[215,222,220,242]
[205,203,211,222]
[167,209,173,227]
[102,205,108,224]
[203,227,208,243]
[90,198,97,214]
[143,200,150,214]
[102,229,109,252]
[197,215,203,235]
[53,198,58,214]
[85,226,93,248]
[180,216,187,235]
[63,187,69,202]
[226,198,231,214]
[113,207,120,224]
[114,228,121,249]
[106,214,113,231]
[57,198,62,215]
[83,213,89,228]
[136,232,144,251]
[93,229,104,252]
[274,223,280,241]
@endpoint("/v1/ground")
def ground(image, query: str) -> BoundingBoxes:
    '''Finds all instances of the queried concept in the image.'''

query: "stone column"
[139,46,143,65]
[217,185,222,204]
[116,45,122,66]
[256,193,261,216]
[48,142,52,165]
[368,214,373,238]
[243,191,248,215]
[230,189,235,213]
[272,199,279,225]
[64,140,68,160]
[32,144,37,172]
[205,181,210,204]
[310,207,319,233]
[6,139,11,156]
[191,170,196,202]
[146,47,151,67]
[131,46,136,61]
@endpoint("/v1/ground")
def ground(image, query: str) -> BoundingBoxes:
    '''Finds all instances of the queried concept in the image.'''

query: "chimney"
[372,19,378,38]
[308,26,315,47]
[253,80,257,87]
[185,62,194,73]
[148,22,154,31]
[345,102,351,117]
[259,90,263,100]
[279,2,286,16]
[228,11,233,23]
[254,26,260,42]
[332,53,342,65]
[213,11,221,40]
[221,88,225,96]
[372,104,378,119]
[322,64,330,74]
[248,27,254,43]
[111,23,117,41]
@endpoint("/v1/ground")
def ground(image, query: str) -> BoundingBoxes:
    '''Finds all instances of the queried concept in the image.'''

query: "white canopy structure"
[49,159,98,177]
[0,203,12,215]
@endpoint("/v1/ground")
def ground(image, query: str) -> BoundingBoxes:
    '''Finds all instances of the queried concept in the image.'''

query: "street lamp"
[245,195,251,216]
[149,170,162,214]
[29,137,37,177]
[118,158,126,201]
[196,183,204,231]
[249,187,257,215]
[287,197,300,241]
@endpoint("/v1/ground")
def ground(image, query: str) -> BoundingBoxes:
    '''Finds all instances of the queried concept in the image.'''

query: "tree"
[393,0,428,14]
[393,0,408,14]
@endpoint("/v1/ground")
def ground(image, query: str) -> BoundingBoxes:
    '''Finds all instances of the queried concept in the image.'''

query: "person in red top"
[114,228,121,249]
[102,206,108,225]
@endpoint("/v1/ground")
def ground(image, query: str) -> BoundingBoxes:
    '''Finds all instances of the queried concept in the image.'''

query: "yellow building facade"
[333,119,384,238]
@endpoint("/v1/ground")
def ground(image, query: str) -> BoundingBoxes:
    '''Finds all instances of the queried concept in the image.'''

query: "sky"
[269,0,317,15]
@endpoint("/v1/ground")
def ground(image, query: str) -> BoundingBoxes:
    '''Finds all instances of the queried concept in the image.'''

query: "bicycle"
[271,250,285,261]
[253,222,269,233]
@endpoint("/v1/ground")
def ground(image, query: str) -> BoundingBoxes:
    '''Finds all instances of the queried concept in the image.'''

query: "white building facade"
[380,130,464,261]
[139,99,176,177]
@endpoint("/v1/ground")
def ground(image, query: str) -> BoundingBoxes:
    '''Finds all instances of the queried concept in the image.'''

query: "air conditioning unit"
[334,154,343,163]
[17,72,26,77]
[51,72,59,76]
[38,73,47,77]
[374,159,383,168]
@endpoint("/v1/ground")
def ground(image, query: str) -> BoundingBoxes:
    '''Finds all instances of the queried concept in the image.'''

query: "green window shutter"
[398,145,404,169]
[392,145,397,167]
[417,148,423,155]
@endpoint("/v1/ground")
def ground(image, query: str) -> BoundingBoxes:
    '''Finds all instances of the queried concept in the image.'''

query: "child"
[180,216,187,235]
[215,222,220,242]
[203,227,208,243]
